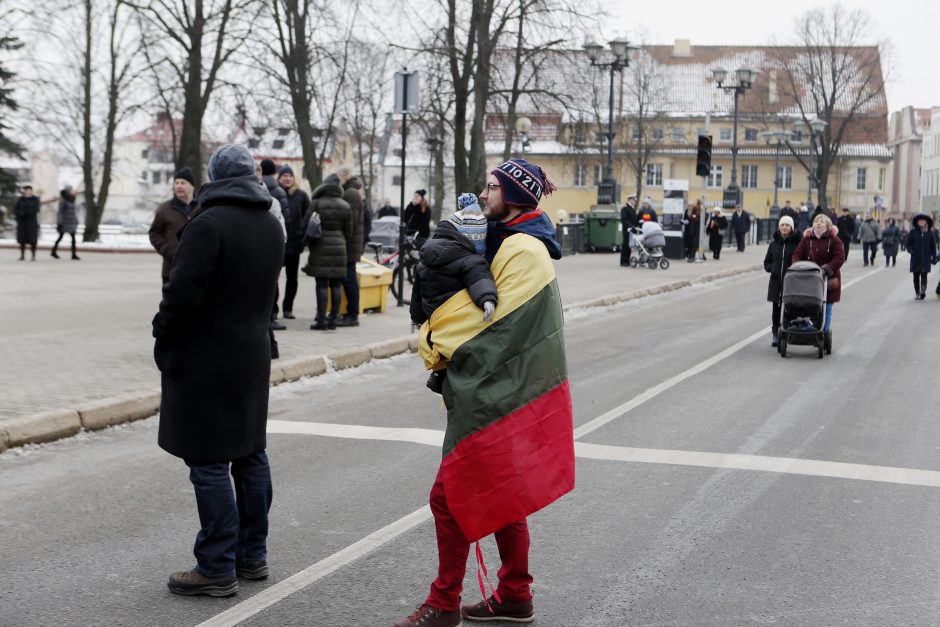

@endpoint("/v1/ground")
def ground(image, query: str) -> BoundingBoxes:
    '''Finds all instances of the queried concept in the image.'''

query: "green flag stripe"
[441,279,567,456]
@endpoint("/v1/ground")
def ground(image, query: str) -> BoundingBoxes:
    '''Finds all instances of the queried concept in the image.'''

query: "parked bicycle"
[365,234,421,303]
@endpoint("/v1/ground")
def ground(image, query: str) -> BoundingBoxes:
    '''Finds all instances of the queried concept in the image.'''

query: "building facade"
[887,106,931,218]
[921,107,940,216]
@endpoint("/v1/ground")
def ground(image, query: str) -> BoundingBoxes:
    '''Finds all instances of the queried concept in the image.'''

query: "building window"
[856,167,867,191]
[671,128,685,142]
[392,175,402,186]
[651,128,664,141]
[151,171,161,184]
[744,128,758,142]
[574,124,588,144]
[141,149,149,159]
[573,164,587,187]
[272,139,285,150]
[879,167,885,191]
[645,163,663,187]
[632,127,642,140]
[248,138,260,149]
[593,165,603,185]
[777,166,792,190]
[791,130,803,142]
[165,170,174,183]
[719,128,732,142]
[707,165,723,188]
[278,127,290,136]
[741,165,758,188]
[393,148,403,157]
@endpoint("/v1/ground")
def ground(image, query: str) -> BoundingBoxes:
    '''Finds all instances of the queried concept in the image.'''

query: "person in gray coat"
[153,143,284,597]
[857,213,881,266]
[52,186,80,260]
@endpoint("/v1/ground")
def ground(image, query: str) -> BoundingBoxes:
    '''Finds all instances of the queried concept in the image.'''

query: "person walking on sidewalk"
[836,208,855,257]
[395,158,574,627]
[336,176,366,327]
[730,207,750,252]
[706,208,727,259]
[149,167,199,284]
[905,214,937,300]
[619,194,638,266]
[881,218,901,267]
[857,212,880,267]
[52,186,80,260]
[763,215,802,347]
[152,144,284,598]
[302,171,351,330]
[278,165,310,319]
[14,184,39,261]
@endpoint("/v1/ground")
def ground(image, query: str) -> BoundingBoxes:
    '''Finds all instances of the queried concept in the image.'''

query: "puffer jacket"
[763,229,802,302]
[792,227,845,303]
[342,187,365,262]
[410,221,498,324]
[302,181,351,279]
[57,190,79,233]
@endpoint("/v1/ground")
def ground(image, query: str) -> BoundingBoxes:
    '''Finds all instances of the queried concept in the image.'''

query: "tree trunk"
[80,0,97,241]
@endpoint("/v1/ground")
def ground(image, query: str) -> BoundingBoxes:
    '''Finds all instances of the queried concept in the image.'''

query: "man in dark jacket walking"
[14,185,40,261]
[277,165,309,319]
[619,194,638,266]
[835,208,855,257]
[149,167,198,284]
[730,207,750,252]
[260,159,289,330]
[152,144,284,598]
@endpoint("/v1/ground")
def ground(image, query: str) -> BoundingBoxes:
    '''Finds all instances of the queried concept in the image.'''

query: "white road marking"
[195,506,432,627]
[202,267,885,626]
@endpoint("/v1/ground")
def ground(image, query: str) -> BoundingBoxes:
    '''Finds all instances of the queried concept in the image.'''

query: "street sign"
[394,71,420,114]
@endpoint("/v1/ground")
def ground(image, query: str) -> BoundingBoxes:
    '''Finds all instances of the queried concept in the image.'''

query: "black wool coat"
[763,230,802,301]
[409,221,498,324]
[343,188,365,261]
[302,182,351,279]
[283,186,310,256]
[906,217,938,274]
[707,215,727,249]
[14,195,40,245]
[152,175,284,462]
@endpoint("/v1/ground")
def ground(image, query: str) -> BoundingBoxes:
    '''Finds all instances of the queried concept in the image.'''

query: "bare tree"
[0,6,24,212]
[771,5,891,208]
[620,45,667,202]
[128,0,257,179]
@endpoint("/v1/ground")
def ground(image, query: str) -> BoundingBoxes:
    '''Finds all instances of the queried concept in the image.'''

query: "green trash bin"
[584,208,623,252]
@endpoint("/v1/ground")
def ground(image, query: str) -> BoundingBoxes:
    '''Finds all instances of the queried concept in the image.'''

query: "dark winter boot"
[310,315,329,331]
[771,328,779,347]
[71,253,80,260]
[326,315,337,330]
[51,248,59,259]
[167,568,238,597]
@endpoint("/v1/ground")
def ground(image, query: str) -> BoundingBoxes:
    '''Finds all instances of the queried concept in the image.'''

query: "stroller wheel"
[659,258,670,270]
[817,342,824,359]
[779,336,787,357]
[648,259,658,269]
[629,257,639,268]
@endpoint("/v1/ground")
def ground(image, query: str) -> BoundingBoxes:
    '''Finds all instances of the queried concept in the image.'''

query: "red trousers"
[425,466,533,611]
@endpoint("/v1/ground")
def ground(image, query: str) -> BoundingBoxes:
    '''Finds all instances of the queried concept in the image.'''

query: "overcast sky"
[610,0,940,113]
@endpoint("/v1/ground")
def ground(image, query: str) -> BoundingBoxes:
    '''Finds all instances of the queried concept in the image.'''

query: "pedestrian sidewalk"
[0,244,764,447]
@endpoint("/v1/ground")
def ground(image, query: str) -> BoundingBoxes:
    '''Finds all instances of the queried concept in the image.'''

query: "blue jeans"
[185,451,272,577]
[824,303,833,331]
[339,261,360,317]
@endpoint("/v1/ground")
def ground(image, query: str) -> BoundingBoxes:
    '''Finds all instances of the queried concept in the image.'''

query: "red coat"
[792,227,845,303]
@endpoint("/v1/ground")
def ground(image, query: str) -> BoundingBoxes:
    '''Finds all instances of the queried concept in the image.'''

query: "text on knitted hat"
[492,159,557,207]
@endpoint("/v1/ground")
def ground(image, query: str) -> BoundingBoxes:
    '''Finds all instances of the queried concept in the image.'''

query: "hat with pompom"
[491,159,556,210]
[450,192,487,254]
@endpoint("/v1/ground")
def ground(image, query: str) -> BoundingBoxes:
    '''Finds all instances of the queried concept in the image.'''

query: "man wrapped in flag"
[394,159,575,627]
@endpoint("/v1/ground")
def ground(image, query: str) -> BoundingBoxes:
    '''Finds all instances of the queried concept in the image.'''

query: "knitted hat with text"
[491,159,556,209]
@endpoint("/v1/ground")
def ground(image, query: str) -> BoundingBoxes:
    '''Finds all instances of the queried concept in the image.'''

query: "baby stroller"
[778,261,829,358]
[627,222,670,270]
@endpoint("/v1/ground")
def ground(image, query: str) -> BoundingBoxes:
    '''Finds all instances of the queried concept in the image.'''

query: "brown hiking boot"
[461,596,534,622]
[167,568,238,597]
[393,603,461,627]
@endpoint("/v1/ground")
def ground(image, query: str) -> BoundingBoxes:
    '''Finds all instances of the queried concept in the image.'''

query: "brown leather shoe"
[393,604,461,627]
[167,568,238,597]
[461,595,534,622]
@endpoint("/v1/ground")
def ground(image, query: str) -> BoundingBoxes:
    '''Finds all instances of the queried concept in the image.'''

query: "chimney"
[672,39,692,58]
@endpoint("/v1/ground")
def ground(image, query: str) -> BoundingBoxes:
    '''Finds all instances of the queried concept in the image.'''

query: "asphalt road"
[2,262,939,627]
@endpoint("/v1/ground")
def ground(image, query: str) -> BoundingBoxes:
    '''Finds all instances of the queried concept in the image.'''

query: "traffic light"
[696,134,712,177]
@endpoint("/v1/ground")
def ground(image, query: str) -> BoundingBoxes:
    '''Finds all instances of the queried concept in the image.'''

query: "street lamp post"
[711,66,759,210]
[794,117,827,209]
[762,129,794,219]
[584,36,632,206]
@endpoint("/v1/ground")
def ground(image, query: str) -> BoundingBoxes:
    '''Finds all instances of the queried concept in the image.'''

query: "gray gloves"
[483,300,496,322]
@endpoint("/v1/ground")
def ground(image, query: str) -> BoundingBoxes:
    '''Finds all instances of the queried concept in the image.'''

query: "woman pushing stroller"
[791,214,845,347]
[764,215,802,347]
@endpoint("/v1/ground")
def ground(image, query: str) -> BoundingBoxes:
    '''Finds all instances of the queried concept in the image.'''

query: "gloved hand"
[483,300,496,321]
[821,266,831,278]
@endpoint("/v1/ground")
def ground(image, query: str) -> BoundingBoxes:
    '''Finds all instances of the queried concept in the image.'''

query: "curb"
[0,263,761,455]
[0,242,154,254]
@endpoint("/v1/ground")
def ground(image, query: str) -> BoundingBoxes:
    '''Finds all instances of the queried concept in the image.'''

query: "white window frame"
[719,128,732,142]
[645,163,663,187]
[777,166,792,190]
[574,164,587,187]
[744,128,758,142]
[707,165,724,188]
[856,167,867,191]
[741,165,758,189]
[671,127,685,142]
[651,128,664,141]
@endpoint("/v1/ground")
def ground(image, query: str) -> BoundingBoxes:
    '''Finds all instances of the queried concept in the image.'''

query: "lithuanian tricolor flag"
[419,232,575,542]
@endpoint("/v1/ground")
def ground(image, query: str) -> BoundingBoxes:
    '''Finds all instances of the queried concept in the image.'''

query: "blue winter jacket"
[485,209,562,263]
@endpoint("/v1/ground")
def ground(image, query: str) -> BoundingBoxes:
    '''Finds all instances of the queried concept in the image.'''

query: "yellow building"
[486,41,892,223]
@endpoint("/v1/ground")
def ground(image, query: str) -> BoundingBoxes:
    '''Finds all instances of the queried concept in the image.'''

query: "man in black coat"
[730,208,751,252]
[153,144,284,598]
[620,194,638,266]
[260,159,289,330]
[836,208,855,257]
[277,165,310,319]
[14,185,40,261]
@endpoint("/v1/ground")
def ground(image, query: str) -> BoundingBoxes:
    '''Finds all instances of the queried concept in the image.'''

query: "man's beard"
[485,202,510,222]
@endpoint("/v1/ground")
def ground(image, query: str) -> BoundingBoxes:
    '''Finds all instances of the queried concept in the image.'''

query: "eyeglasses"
[484,183,501,192]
